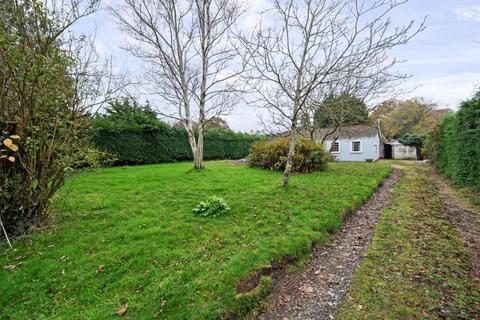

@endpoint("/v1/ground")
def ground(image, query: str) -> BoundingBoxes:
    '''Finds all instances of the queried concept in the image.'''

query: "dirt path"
[432,171,480,281]
[257,169,403,320]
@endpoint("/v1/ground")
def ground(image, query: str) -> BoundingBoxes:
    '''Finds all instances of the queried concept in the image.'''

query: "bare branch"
[112,0,247,168]
[239,0,424,186]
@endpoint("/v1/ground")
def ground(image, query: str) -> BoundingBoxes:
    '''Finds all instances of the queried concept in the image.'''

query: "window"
[351,140,362,153]
[331,141,340,153]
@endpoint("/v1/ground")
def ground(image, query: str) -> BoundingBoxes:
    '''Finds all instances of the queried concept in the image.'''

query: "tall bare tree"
[240,0,425,186]
[112,0,246,169]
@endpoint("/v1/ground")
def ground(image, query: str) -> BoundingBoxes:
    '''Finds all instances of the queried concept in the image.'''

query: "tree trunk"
[185,122,199,169]
[283,123,297,187]
[195,0,208,170]
[194,126,204,169]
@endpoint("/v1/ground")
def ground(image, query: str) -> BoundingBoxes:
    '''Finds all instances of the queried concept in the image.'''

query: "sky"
[74,0,480,132]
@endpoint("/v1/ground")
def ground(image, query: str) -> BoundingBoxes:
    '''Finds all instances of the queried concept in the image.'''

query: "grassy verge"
[449,183,480,212]
[336,164,479,319]
[0,161,391,319]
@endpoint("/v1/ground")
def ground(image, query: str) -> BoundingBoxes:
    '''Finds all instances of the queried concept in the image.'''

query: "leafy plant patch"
[192,195,230,217]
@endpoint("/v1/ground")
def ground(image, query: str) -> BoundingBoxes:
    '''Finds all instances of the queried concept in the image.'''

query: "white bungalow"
[314,124,387,162]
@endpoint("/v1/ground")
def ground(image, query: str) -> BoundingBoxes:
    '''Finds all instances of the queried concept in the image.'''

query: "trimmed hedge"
[430,93,480,190]
[91,127,261,165]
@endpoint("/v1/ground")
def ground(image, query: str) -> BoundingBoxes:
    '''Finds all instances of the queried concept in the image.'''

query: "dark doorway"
[384,144,392,159]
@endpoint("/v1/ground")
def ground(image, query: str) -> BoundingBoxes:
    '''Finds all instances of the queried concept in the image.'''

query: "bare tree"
[240,0,425,186]
[111,0,246,169]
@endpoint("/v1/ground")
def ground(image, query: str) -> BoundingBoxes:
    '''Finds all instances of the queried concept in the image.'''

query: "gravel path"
[257,168,403,320]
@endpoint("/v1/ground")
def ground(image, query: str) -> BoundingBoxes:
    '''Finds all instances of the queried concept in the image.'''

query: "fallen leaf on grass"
[96,265,105,274]
[116,303,128,316]
[7,143,18,152]
[154,300,168,317]
[3,264,16,271]
[2,138,12,147]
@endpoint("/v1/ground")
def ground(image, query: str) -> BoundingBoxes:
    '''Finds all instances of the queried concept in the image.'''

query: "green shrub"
[0,2,104,236]
[192,195,230,217]
[428,91,480,191]
[424,124,441,160]
[248,136,329,173]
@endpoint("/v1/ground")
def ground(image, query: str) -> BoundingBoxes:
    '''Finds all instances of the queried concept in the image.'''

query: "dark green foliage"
[92,126,261,164]
[398,134,425,160]
[430,91,480,190]
[192,195,230,217]
[314,93,369,128]
[91,99,260,164]
[92,98,163,129]
[248,136,329,173]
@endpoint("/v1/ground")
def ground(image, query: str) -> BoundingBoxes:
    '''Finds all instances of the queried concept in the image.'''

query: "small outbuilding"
[383,140,418,160]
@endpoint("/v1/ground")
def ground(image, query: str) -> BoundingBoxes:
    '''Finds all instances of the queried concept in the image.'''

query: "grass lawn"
[336,164,480,319]
[1,161,391,319]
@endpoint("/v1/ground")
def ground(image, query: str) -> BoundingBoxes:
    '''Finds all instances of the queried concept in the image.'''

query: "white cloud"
[402,73,480,109]
[455,6,480,22]
[239,0,271,30]
[403,57,466,65]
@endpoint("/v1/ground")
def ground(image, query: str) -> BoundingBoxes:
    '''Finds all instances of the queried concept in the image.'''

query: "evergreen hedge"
[431,93,480,190]
[91,126,261,165]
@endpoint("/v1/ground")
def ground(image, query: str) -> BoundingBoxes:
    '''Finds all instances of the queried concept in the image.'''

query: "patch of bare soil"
[237,256,297,294]
[432,171,480,281]
[256,169,403,320]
